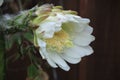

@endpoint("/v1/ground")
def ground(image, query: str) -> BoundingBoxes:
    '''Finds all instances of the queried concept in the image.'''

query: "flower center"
[45,30,73,53]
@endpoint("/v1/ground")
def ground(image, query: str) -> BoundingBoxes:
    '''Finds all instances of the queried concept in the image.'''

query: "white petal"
[86,46,94,55]
[46,57,58,68]
[73,32,95,46]
[73,15,90,24]
[47,13,68,24]
[37,38,46,59]
[62,22,85,36]
[61,53,81,64]
[37,38,46,48]
[56,13,68,23]
[84,26,93,34]
[63,45,85,58]
[39,49,45,59]
[63,45,93,59]
[49,53,70,71]
[77,46,94,56]
[39,47,58,68]
[54,21,62,32]
[37,22,55,38]
[64,14,78,23]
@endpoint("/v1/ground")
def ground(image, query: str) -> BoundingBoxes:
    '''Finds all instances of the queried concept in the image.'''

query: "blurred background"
[1,0,120,80]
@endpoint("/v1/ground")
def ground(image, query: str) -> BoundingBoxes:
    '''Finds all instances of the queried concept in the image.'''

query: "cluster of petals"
[32,4,95,71]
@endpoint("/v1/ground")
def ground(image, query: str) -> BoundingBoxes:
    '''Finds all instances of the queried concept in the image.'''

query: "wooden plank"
[80,0,120,80]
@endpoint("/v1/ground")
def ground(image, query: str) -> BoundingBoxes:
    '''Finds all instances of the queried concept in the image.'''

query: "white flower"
[33,5,95,71]
[0,0,3,6]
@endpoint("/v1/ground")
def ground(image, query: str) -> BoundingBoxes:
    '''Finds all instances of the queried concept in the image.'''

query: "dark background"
[1,0,120,80]
[56,0,120,80]
[63,0,120,80]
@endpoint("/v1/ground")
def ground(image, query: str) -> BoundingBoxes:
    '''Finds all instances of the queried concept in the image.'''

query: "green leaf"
[27,64,38,79]
[27,65,49,80]
[23,31,34,43]
[5,33,22,50]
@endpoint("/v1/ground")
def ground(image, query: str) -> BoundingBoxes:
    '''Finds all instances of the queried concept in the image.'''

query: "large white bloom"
[33,5,95,71]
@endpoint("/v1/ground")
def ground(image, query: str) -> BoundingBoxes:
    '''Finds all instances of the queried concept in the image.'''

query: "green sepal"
[31,15,48,26]
[23,31,34,43]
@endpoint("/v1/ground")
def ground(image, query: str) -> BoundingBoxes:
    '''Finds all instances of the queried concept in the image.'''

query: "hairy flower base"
[45,30,73,53]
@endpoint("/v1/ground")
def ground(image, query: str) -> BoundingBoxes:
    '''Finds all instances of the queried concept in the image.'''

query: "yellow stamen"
[45,30,73,53]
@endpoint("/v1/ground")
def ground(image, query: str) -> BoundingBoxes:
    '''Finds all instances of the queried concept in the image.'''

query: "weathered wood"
[83,0,120,80]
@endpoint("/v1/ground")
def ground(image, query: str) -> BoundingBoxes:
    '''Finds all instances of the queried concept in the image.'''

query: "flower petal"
[62,22,85,36]
[72,15,90,24]
[77,46,94,56]
[64,14,79,23]
[63,45,85,58]
[73,32,95,46]
[84,26,93,34]
[37,38,46,59]
[38,45,58,68]
[37,22,55,38]
[61,46,93,64]
[49,53,70,71]
[55,13,68,23]
[46,57,58,68]
[63,45,93,59]
[61,54,81,64]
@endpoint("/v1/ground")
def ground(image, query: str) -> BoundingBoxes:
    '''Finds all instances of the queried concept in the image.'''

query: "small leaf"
[27,64,38,79]
[5,33,22,50]
[27,67,49,80]
[23,31,34,43]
